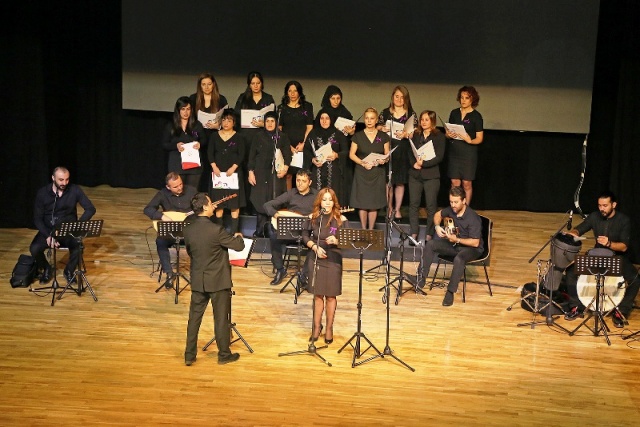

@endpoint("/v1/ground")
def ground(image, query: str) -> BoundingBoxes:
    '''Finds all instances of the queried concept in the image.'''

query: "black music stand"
[154,221,190,304]
[277,216,308,304]
[337,228,386,368]
[384,219,423,305]
[569,254,622,345]
[56,220,103,302]
[202,290,253,354]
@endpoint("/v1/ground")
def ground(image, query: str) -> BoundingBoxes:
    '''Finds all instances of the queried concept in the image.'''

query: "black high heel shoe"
[309,324,323,342]
[324,327,334,344]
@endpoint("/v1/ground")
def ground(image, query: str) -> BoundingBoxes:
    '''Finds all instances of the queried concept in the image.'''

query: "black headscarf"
[313,109,336,141]
[318,85,353,123]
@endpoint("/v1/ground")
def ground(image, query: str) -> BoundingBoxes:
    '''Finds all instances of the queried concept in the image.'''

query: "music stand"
[202,290,253,354]
[56,220,103,302]
[569,254,622,345]
[154,221,190,304]
[337,228,386,368]
[277,216,308,304]
[384,219,423,305]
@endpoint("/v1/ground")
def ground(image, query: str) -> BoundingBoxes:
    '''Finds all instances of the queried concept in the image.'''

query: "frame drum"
[551,233,582,269]
[577,275,625,312]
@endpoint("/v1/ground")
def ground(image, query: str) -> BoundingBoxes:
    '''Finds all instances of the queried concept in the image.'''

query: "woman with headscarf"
[303,110,350,205]
[316,85,356,136]
[247,110,292,237]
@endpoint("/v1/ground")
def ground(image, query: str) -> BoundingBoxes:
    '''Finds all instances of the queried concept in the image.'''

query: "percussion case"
[10,254,37,288]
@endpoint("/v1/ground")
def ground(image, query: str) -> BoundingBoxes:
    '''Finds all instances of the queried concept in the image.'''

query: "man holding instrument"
[563,191,640,327]
[263,169,317,286]
[144,172,197,288]
[419,186,483,306]
[30,166,96,284]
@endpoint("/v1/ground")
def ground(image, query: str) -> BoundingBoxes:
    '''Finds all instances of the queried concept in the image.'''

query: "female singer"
[247,111,292,237]
[408,110,446,242]
[316,85,355,136]
[278,81,314,188]
[446,85,483,205]
[208,109,246,235]
[349,108,390,229]
[162,96,206,189]
[377,85,417,219]
[302,188,348,344]
[304,111,350,204]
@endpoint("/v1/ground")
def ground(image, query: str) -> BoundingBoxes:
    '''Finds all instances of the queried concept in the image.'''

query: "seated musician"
[143,172,197,288]
[30,167,96,284]
[563,191,640,327]
[419,186,484,306]
[263,169,317,286]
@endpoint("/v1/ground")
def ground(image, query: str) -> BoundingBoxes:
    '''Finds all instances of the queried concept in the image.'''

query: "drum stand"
[203,290,253,353]
[337,228,385,368]
[382,219,423,305]
[155,221,190,304]
[56,220,103,303]
[277,217,307,304]
[569,254,622,346]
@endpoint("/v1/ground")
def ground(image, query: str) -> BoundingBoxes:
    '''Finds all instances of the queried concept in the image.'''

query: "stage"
[1,186,639,426]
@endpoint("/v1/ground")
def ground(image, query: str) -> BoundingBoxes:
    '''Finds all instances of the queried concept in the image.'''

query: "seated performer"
[263,169,317,286]
[563,191,640,327]
[419,186,484,306]
[143,172,197,288]
[183,192,245,366]
[30,167,96,284]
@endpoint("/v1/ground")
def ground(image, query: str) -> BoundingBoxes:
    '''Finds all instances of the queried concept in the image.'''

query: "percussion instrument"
[550,233,581,269]
[577,274,626,312]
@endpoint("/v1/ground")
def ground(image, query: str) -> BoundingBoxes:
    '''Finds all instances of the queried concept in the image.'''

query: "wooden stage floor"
[1,185,639,426]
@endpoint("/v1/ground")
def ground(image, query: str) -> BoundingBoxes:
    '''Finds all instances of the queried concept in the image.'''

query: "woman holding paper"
[377,85,417,219]
[446,85,483,205]
[408,110,446,242]
[208,109,246,235]
[189,73,228,131]
[349,108,390,230]
[304,111,350,204]
[162,96,206,190]
[278,81,314,189]
[247,111,292,237]
[316,85,355,136]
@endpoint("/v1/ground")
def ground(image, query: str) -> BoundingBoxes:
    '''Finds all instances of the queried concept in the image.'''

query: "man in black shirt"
[144,172,197,288]
[264,169,317,286]
[30,167,96,283]
[420,186,484,306]
[563,191,640,327]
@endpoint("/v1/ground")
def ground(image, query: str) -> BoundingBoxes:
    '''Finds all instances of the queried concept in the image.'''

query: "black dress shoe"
[163,273,176,289]
[39,265,52,284]
[324,326,333,344]
[270,268,286,286]
[309,324,323,342]
[218,353,240,365]
[252,230,264,238]
[611,310,625,328]
[564,306,582,321]
[63,270,77,284]
[185,357,196,366]
[442,291,454,306]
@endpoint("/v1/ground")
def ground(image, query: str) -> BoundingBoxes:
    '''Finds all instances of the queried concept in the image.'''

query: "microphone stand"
[278,211,332,366]
[30,187,61,306]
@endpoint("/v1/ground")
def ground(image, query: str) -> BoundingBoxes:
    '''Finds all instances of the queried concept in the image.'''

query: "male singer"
[30,167,96,284]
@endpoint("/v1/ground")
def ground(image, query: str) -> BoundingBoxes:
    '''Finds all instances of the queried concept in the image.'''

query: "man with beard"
[30,167,96,284]
[564,191,640,327]
[419,186,484,306]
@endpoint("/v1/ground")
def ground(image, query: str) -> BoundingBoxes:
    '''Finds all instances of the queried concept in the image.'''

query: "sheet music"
[180,142,201,169]
[240,103,275,128]
[361,145,397,164]
[409,139,436,162]
[290,151,304,168]
[313,143,333,165]
[274,148,285,172]
[211,172,239,190]
[385,115,415,139]
[334,116,355,132]
[445,123,469,140]
[229,238,256,267]
[197,104,228,127]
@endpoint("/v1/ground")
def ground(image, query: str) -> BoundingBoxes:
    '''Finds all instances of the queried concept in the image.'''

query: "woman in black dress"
[316,85,356,136]
[446,85,483,205]
[377,85,417,219]
[208,109,246,235]
[408,110,446,241]
[161,96,206,189]
[304,110,350,205]
[349,108,390,229]
[247,111,292,237]
[278,81,314,189]
[303,188,348,344]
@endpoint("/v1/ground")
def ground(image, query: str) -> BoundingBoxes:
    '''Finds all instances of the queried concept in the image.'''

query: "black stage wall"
[2,2,638,261]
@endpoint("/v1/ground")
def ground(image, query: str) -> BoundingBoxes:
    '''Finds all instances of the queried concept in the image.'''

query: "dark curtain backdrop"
[2,2,638,261]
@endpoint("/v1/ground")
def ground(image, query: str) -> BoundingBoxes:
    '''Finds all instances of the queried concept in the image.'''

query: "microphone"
[618,280,625,289]
[567,210,573,230]
[320,208,327,214]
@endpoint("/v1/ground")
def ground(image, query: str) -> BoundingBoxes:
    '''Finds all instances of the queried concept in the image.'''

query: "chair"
[429,214,493,302]
[283,244,309,270]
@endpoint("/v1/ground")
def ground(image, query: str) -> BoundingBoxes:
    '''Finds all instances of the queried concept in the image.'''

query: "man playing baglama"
[420,186,484,306]
[143,172,197,288]
[563,190,640,327]
[183,192,245,366]
[263,169,317,286]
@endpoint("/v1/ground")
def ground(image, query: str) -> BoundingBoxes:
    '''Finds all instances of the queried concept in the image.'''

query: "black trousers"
[29,233,80,274]
[408,174,440,238]
[422,238,483,293]
[185,288,232,361]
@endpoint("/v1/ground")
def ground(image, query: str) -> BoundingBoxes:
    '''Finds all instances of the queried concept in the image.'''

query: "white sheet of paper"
[385,115,415,139]
[334,116,355,133]
[290,151,304,168]
[409,139,436,162]
[211,172,239,190]
[197,105,228,127]
[313,143,333,165]
[274,148,285,172]
[445,123,469,140]
[180,142,201,168]
[361,145,397,164]
[240,103,275,128]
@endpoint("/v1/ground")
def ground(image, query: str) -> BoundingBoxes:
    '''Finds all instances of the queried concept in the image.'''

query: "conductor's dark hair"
[598,190,617,204]
[449,186,466,200]
[191,192,210,214]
